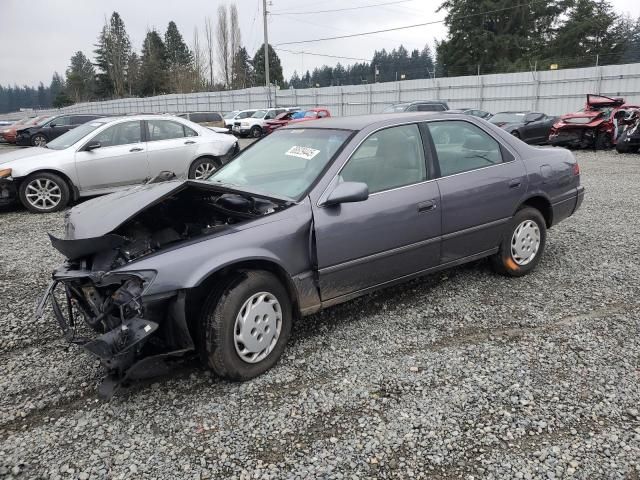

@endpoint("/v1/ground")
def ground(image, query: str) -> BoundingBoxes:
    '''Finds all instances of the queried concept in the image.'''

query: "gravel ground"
[1,149,639,480]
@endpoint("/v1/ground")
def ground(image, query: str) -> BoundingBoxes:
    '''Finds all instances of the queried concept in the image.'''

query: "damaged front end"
[36,180,290,398]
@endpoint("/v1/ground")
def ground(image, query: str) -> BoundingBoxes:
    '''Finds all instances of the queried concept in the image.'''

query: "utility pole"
[263,0,271,107]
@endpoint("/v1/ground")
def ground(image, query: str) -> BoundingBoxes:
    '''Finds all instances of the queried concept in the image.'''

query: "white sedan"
[0,115,238,213]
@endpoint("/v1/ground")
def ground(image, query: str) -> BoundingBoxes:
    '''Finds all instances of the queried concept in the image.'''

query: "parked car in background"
[264,108,331,134]
[233,107,300,138]
[549,95,640,149]
[0,115,237,213]
[177,111,224,128]
[383,100,449,112]
[224,109,257,131]
[490,111,557,145]
[1,115,47,143]
[615,109,640,153]
[16,114,105,147]
[36,112,583,397]
[448,108,493,119]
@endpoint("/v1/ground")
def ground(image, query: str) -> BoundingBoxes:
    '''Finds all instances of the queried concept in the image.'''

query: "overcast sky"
[1,0,640,87]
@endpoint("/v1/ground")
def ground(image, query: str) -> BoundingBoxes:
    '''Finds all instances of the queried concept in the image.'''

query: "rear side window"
[417,104,445,112]
[71,115,96,125]
[190,113,206,123]
[427,121,503,177]
[206,112,222,122]
[147,120,186,141]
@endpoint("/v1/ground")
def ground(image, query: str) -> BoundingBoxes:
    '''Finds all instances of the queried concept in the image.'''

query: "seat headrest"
[463,134,492,151]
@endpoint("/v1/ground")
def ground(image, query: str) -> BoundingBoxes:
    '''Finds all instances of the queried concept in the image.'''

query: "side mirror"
[324,181,369,206]
[84,141,101,151]
[49,123,56,128]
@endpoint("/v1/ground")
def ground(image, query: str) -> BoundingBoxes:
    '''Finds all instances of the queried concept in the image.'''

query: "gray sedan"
[37,112,584,398]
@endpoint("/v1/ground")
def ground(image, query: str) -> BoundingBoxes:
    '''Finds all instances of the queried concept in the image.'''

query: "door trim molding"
[441,217,510,240]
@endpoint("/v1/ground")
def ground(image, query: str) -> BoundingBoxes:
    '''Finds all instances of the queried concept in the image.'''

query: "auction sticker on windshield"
[285,145,320,160]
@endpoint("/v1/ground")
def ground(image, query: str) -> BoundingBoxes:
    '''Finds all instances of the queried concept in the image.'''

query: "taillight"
[572,163,580,176]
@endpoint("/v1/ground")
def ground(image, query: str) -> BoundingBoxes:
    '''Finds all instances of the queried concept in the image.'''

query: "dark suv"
[383,100,449,113]
[16,114,105,147]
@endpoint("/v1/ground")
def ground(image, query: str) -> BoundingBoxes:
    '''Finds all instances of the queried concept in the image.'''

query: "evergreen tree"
[66,51,96,102]
[126,52,141,96]
[140,30,169,96]
[165,21,194,92]
[253,44,284,86]
[94,12,131,98]
[621,17,640,63]
[231,47,253,89]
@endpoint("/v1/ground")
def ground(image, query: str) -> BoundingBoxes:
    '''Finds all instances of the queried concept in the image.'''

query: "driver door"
[312,123,442,301]
[75,120,149,192]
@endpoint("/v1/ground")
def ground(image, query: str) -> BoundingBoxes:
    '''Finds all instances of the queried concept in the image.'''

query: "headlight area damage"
[35,180,291,399]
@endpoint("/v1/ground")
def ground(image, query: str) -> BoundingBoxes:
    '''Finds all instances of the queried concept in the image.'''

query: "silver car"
[0,115,238,213]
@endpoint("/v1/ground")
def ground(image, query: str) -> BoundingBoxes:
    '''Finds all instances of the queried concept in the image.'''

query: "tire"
[18,172,70,213]
[188,157,221,180]
[250,126,262,138]
[490,207,547,277]
[31,134,48,147]
[199,270,292,380]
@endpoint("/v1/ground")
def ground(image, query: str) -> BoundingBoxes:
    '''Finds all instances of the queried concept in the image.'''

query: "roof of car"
[282,112,459,131]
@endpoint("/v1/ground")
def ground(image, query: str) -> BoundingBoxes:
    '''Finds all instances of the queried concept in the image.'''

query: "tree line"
[1,0,639,114]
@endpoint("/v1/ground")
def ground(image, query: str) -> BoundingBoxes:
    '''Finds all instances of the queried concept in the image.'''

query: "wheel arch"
[517,194,553,228]
[185,258,302,329]
[16,168,79,200]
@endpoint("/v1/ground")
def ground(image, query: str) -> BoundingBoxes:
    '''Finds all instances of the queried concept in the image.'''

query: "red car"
[264,108,331,134]
[1,115,48,143]
[549,95,640,149]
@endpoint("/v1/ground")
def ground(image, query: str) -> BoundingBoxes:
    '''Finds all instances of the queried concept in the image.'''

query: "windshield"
[251,110,267,119]
[490,113,526,124]
[585,106,613,119]
[224,111,239,119]
[46,121,107,150]
[208,128,352,200]
[382,103,410,113]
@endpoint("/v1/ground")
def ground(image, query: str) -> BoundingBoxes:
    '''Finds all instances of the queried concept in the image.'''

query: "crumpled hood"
[63,180,188,239]
[0,147,57,166]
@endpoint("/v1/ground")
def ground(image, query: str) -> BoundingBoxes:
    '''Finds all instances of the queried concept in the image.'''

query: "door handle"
[417,200,437,213]
[184,140,196,145]
[129,147,144,152]
[509,179,522,189]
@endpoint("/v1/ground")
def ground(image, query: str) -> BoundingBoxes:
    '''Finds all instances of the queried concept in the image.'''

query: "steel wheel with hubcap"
[18,172,70,213]
[32,134,48,147]
[490,206,546,277]
[189,157,220,180]
[199,271,292,380]
[234,292,282,363]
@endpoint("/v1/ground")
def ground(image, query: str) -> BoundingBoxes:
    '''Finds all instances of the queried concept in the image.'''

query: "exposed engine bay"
[37,183,291,398]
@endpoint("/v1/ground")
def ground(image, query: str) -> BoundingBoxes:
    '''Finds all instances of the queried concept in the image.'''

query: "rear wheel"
[490,207,546,277]
[31,134,48,147]
[188,157,221,180]
[199,271,292,380]
[18,172,70,213]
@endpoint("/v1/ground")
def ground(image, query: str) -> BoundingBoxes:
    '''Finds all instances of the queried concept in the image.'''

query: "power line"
[270,0,415,16]
[275,47,371,62]
[275,0,553,46]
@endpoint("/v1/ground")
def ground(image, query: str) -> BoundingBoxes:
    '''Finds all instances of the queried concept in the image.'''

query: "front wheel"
[31,134,48,147]
[199,271,292,380]
[490,207,547,277]
[250,126,262,138]
[18,172,70,213]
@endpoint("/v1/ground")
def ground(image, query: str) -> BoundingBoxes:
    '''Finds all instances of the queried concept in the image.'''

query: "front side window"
[90,121,142,148]
[147,120,186,141]
[251,110,267,119]
[427,121,503,177]
[340,124,426,194]
[207,113,222,122]
[51,116,72,127]
[209,128,351,200]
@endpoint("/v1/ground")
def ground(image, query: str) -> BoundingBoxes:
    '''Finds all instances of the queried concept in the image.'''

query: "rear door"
[426,119,526,263]
[75,120,148,191]
[313,123,441,300]
[145,119,199,177]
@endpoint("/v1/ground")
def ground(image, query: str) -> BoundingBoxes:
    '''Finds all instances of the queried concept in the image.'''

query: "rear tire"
[18,172,70,213]
[188,157,221,180]
[490,207,547,277]
[199,271,292,380]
